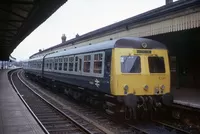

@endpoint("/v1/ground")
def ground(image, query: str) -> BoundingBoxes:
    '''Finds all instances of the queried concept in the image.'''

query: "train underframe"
[104,92,173,120]
[25,72,173,121]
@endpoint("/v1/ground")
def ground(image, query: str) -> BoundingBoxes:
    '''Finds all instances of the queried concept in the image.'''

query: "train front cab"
[110,47,173,110]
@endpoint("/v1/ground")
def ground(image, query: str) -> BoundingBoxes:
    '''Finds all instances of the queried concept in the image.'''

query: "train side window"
[75,56,78,72]
[49,63,52,70]
[54,58,58,70]
[58,57,63,70]
[55,63,57,70]
[79,58,82,72]
[83,55,91,72]
[93,53,103,74]
[64,57,68,71]
[69,57,74,71]
[45,60,48,69]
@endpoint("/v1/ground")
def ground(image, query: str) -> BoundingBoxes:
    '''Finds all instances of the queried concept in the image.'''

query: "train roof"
[28,56,43,61]
[44,37,167,59]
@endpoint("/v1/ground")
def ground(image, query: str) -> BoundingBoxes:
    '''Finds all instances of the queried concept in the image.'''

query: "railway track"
[14,69,192,134]
[126,120,191,134]
[17,70,144,134]
[9,70,106,134]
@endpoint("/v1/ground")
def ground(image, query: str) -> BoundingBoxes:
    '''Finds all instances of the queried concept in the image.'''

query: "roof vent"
[61,34,66,43]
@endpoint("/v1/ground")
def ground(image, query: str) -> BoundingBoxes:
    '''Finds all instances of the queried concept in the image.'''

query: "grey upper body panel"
[45,37,167,59]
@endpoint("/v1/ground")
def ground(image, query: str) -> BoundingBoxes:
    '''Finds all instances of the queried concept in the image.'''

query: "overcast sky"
[11,0,171,61]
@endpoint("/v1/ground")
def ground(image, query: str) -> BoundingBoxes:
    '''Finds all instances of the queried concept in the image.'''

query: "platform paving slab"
[172,87,200,109]
[0,69,45,134]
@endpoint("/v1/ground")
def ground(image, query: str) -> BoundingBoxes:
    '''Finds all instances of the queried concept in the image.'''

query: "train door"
[78,55,83,74]
[74,55,83,75]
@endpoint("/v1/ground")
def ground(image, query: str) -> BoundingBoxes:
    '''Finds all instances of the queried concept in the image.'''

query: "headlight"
[143,85,148,91]
[124,85,129,94]
[124,85,129,91]
[155,87,159,94]
[160,85,165,90]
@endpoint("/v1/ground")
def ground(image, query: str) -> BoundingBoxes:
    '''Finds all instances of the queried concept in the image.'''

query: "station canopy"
[0,0,67,60]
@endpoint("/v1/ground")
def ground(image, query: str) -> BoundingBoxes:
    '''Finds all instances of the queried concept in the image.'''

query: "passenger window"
[64,57,68,71]
[75,56,78,72]
[49,63,52,70]
[69,57,74,71]
[54,63,57,70]
[54,58,58,70]
[79,58,82,72]
[59,63,62,70]
[58,58,63,70]
[49,59,53,70]
[83,55,91,72]
[93,53,103,74]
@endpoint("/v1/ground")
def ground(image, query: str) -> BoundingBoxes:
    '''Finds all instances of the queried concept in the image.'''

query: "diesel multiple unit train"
[22,37,173,120]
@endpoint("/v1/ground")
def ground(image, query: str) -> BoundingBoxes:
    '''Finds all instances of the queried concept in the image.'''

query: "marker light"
[160,85,165,90]
[143,85,148,91]
[124,85,129,94]
[124,85,129,91]
[154,87,159,94]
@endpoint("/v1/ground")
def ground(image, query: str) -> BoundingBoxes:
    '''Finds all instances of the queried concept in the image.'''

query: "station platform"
[172,87,200,109]
[0,69,45,134]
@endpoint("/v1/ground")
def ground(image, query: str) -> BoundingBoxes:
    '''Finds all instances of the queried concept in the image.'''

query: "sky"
[11,0,172,61]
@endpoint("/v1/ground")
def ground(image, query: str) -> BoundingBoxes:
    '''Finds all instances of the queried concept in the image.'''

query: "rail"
[10,69,105,134]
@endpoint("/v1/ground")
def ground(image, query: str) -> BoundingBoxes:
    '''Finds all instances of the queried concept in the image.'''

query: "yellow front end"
[110,48,170,96]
